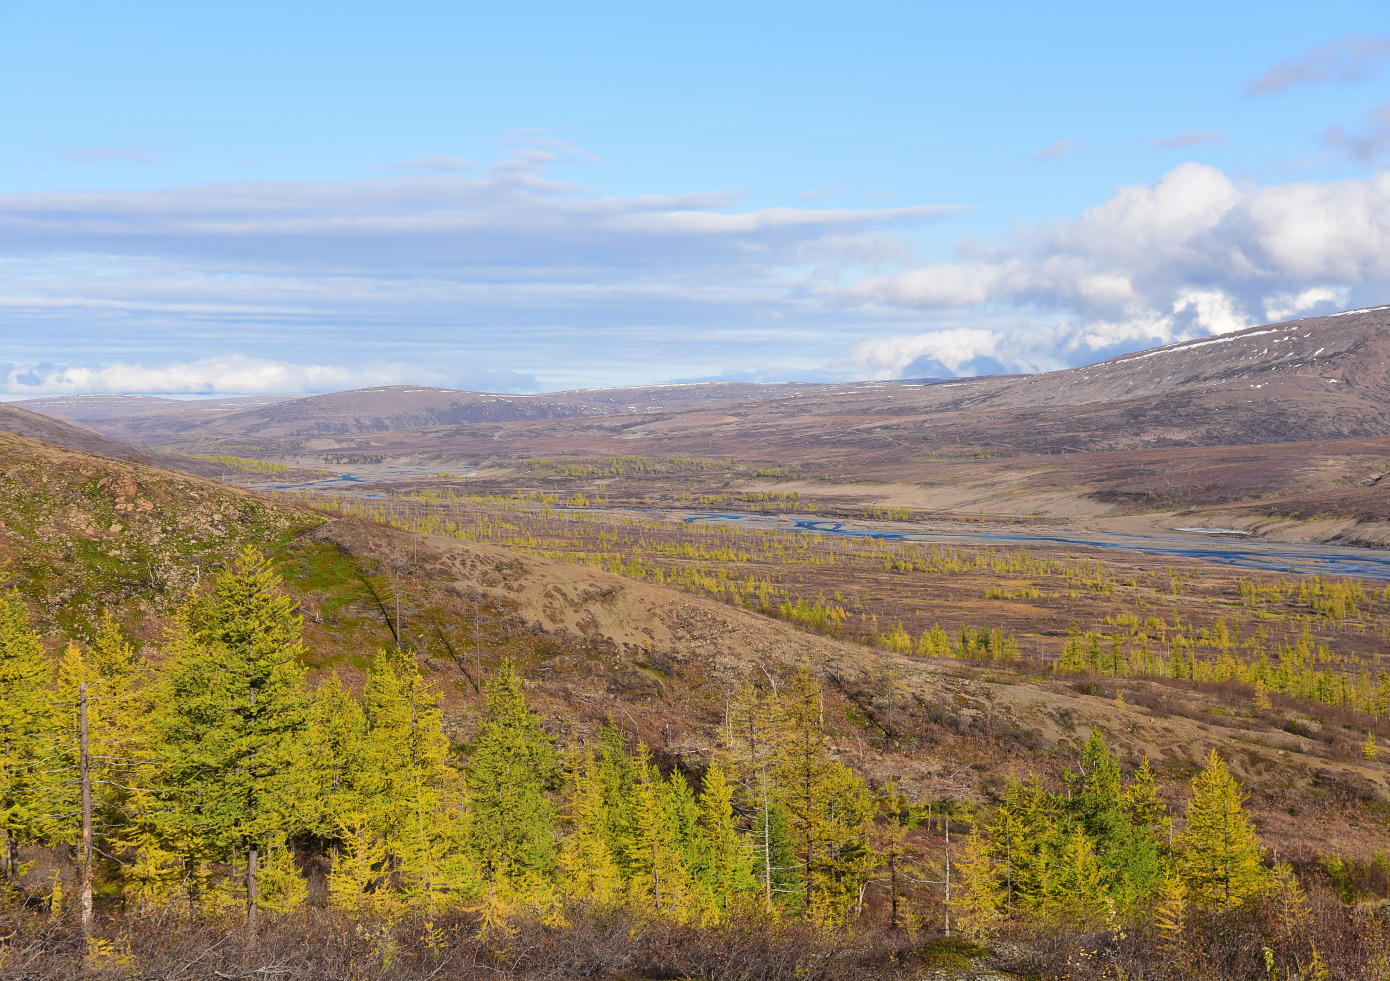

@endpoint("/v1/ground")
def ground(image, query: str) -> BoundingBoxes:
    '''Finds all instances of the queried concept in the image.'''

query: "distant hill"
[16,382,837,442]
[10,393,294,421]
[0,401,227,476]
[16,304,1390,462]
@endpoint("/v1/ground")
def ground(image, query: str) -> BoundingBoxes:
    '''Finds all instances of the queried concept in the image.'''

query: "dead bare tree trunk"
[79,682,93,937]
[246,846,258,929]
[943,814,952,937]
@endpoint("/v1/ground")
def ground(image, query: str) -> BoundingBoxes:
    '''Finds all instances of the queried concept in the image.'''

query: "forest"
[2,547,1386,980]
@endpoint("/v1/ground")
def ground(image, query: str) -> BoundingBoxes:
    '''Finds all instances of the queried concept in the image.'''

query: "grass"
[914,936,990,970]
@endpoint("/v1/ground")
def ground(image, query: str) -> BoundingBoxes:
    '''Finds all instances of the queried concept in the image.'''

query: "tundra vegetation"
[1,549,1387,980]
[301,490,1390,721]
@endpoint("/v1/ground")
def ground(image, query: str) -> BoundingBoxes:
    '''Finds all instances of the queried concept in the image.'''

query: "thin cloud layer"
[1324,103,1390,165]
[1034,140,1078,162]
[0,143,966,393]
[841,163,1390,377]
[1142,130,1226,149]
[1247,34,1390,95]
[7,142,1390,393]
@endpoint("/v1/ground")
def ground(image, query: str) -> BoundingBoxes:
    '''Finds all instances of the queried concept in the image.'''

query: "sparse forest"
[298,491,1390,725]
[2,547,1387,980]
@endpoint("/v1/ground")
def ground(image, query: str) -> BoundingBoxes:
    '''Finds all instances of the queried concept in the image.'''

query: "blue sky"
[2,0,1389,395]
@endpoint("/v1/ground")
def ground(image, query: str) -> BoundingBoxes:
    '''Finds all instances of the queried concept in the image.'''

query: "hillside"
[0,401,228,477]
[2,431,1387,875]
[0,431,311,636]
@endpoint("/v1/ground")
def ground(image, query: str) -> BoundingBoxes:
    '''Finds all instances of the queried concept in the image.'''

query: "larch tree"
[306,671,366,839]
[558,749,623,907]
[990,777,1059,911]
[360,650,473,913]
[1064,730,1161,906]
[155,547,312,924]
[773,667,875,922]
[951,825,1003,939]
[466,659,559,886]
[725,681,787,909]
[45,618,147,858]
[628,746,697,920]
[693,760,757,912]
[1056,825,1108,920]
[0,592,52,883]
[1178,750,1268,909]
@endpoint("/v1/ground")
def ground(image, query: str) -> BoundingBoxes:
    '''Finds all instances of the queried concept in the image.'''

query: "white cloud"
[846,328,1000,379]
[0,355,537,397]
[840,163,1390,375]
[0,140,969,390]
[1263,287,1346,322]
[831,163,1390,379]
[1171,288,1251,335]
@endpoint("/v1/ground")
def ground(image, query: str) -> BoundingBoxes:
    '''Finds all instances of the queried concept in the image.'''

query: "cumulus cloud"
[1263,286,1347,322]
[846,328,1003,379]
[0,355,537,397]
[839,162,1390,377]
[1247,34,1390,95]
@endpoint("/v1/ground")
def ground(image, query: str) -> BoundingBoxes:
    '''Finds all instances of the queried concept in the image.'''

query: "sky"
[2,1,1389,396]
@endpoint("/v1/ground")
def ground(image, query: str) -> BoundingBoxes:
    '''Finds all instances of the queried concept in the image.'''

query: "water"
[677,512,1390,580]
[269,465,475,496]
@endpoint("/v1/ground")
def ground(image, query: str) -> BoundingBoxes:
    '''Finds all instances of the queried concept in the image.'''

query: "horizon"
[4,299,1376,403]
[3,1,1389,397]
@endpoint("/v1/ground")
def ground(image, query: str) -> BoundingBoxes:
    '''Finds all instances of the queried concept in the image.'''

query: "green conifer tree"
[363,650,474,913]
[154,548,313,923]
[307,672,366,836]
[990,777,1058,911]
[466,660,559,885]
[773,667,875,922]
[692,761,756,912]
[1056,825,1107,920]
[327,809,393,918]
[628,747,697,920]
[1064,730,1161,905]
